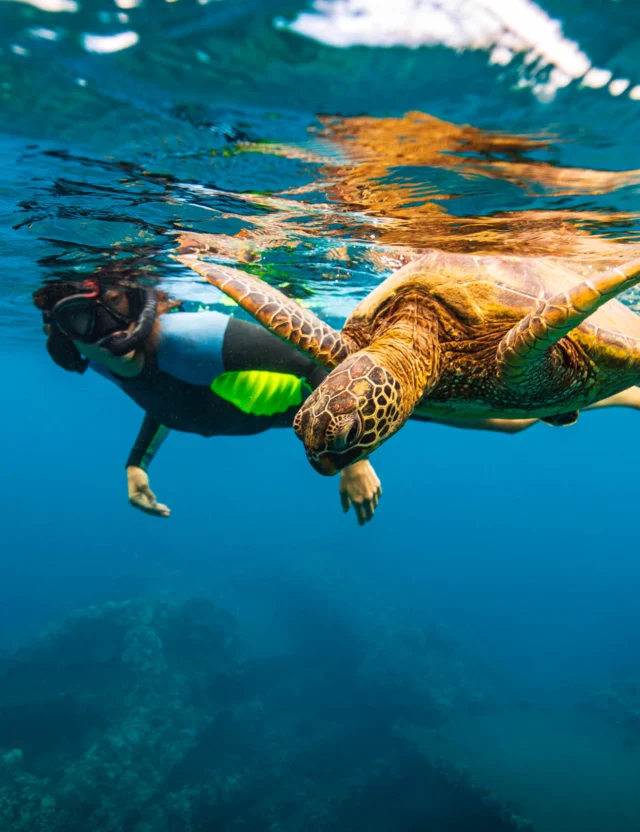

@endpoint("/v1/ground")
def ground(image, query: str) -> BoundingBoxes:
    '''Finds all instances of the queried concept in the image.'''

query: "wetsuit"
[90,310,327,471]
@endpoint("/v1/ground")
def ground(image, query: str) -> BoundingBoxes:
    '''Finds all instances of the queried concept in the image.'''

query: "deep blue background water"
[5,340,640,700]
[3,0,640,828]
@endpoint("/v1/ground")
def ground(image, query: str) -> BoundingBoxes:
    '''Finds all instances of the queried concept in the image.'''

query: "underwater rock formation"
[0,598,237,831]
[0,596,534,831]
[580,682,640,748]
[355,618,504,727]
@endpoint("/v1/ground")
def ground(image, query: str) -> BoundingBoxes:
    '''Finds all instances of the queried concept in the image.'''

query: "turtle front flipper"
[178,254,356,370]
[497,257,640,382]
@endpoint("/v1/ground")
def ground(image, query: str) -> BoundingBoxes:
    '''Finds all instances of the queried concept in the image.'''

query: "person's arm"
[224,317,382,525]
[126,414,171,517]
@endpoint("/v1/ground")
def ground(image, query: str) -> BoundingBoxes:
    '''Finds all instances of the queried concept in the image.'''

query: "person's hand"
[127,466,171,518]
[339,459,382,526]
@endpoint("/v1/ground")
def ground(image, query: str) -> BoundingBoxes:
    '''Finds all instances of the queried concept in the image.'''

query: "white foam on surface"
[609,78,630,96]
[280,0,638,102]
[82,30,139,53]
[27,27,59,40]
[582,67,612,89]
[0,0,78,12]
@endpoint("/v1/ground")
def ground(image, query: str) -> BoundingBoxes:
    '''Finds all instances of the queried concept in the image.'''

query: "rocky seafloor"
[579,681,640,749]
[0,595,535,831]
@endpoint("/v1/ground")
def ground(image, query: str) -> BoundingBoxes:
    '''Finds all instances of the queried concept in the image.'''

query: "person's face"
[102,289,130,318]
[72,288,136,366]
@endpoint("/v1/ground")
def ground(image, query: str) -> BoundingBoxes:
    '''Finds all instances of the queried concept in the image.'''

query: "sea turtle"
[178,248,640,474]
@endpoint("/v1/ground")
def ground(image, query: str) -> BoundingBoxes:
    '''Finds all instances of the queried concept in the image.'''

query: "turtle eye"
[332,419,361,451]
[346,422,360,446]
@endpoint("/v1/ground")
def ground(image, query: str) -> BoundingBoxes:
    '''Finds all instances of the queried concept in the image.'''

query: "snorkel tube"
[96,287,158,356]
[35,280,160,371]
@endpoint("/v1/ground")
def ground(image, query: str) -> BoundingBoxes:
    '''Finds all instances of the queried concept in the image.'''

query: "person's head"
[33,278,159,373]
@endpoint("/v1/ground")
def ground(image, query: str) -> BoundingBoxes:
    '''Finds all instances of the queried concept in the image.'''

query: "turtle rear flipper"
[178,255,355,370]
[497,257,640,382]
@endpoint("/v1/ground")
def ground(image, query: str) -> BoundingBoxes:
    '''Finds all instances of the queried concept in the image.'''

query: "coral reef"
[0,596,534,831]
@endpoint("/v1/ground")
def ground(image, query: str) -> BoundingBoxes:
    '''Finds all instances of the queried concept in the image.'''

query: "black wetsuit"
[90,310,326,470]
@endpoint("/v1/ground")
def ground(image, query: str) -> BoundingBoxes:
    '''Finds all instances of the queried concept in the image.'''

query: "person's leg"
[584,386,640,411]
[416,415,539,435]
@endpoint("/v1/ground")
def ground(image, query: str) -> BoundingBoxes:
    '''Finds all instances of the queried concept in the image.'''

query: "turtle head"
[294,352,407,475]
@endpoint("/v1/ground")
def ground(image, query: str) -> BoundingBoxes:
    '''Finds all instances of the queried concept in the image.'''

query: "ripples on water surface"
[3,0,640,335]
[5,3,640,831]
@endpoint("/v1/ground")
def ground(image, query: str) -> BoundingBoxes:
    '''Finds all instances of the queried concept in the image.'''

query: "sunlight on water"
[3,2,640,830]
[1,0,640,338]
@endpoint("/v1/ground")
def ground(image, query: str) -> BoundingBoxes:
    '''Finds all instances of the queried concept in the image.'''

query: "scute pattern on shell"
[177,255,354,369]
[179,246,640,461]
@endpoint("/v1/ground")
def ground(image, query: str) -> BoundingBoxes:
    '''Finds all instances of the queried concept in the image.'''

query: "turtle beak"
[309,452,340,477]
[308,447,363,476]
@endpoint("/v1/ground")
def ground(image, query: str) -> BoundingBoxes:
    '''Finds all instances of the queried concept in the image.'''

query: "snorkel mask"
[45,279,158,357]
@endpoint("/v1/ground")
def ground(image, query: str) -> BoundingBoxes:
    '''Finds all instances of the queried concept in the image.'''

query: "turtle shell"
[344,250,640,343]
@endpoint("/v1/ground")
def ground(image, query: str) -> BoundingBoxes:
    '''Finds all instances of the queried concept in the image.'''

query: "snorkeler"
[33,279,382,525]
[34,277,640,526]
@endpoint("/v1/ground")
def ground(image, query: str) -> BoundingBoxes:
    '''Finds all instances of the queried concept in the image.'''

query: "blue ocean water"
[3,1,640,830]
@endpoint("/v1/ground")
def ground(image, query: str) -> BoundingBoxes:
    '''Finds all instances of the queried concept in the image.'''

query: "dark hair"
[46,326,90,373]
[34,282,91,373]
[33,279,177,374]
[34,280,86,312]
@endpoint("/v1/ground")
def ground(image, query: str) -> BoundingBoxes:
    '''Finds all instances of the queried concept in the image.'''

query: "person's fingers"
[129,493,149,511]
[370,485,382,511]
[140,487,170,517]
[141,485,157,505]
[355,499,373,525]
[356,503,368,525]
[130,493,171,517]
[340,490,351,514]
